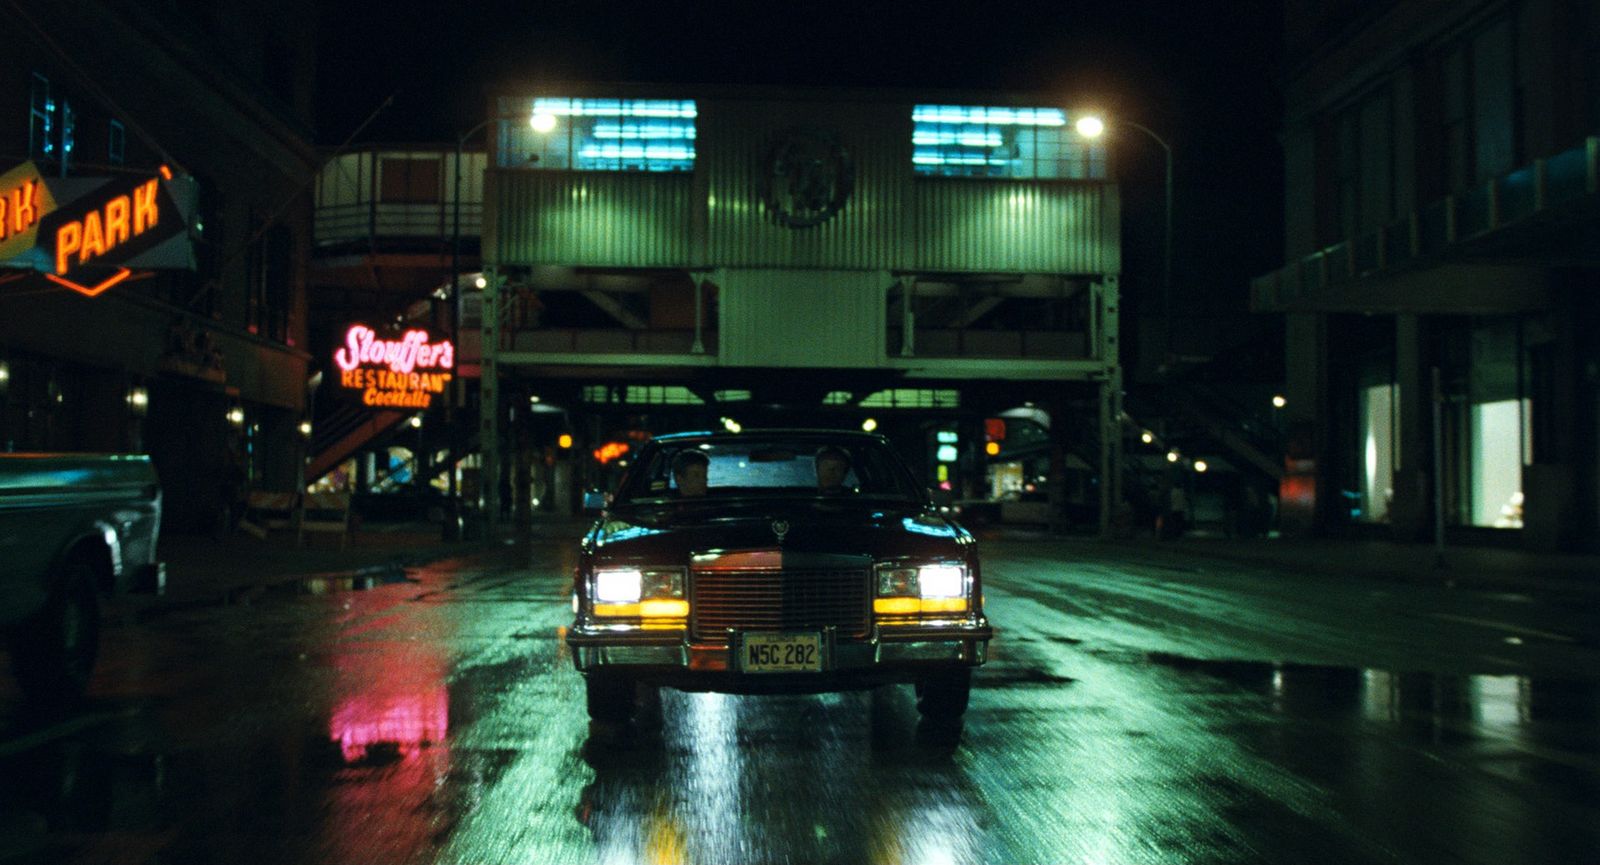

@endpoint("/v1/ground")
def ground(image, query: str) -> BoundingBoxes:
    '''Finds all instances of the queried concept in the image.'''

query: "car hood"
[585,498,970,564]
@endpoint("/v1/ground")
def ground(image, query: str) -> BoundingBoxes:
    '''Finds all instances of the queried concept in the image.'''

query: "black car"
[567,429,993,728]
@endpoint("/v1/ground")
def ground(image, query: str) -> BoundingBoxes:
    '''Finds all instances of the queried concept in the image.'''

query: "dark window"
[108,120,125,165]
[59,101,75,173]
[379,158,442,203]
[1435,16,1518,194]
[30,73,53,161]
[1328,87,1395,240]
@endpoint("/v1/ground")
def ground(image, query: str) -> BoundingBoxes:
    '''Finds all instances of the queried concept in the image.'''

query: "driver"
[671,449,710,497]
[815,446,852,494]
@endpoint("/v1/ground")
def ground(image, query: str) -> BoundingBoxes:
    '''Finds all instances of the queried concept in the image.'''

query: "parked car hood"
[584,498,971,563]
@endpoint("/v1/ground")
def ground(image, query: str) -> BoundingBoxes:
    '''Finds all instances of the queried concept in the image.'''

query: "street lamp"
[449,109,556,507]
[1075,114,1173,373]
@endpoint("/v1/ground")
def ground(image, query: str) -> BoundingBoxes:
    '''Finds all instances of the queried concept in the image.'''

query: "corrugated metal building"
[476,84,1125,525]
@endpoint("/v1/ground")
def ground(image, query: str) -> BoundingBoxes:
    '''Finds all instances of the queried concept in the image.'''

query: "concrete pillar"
[1390,314,1432,541]
[1281,312,1328,534]
[554,460,575,516]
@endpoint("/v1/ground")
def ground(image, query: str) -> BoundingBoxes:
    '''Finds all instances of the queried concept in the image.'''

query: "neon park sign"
[334,324,455,409]
[1,162,193,297]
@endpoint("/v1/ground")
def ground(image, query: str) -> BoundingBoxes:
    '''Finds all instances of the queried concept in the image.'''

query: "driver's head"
[671,449,710,497]
[815,446,851,491]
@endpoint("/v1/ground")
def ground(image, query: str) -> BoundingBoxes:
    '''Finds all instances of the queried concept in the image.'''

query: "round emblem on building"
[762,128,855,229]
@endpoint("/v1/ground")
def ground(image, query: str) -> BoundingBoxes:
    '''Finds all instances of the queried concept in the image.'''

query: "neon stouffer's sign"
[334,324,455,409]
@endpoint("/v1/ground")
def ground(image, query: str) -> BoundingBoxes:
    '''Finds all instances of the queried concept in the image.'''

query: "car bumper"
[568,618,992,693]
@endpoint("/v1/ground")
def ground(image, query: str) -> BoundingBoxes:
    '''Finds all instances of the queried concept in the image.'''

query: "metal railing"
[313,201,483,248]
[1253,136,1599,310]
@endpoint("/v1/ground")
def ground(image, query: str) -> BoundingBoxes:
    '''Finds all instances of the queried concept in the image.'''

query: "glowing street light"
[1140,430,1154,444]
[1193,459,1208,473]
[1272,394,1287,409]
[453,110,557,511]
[1075,112,1173,372]
[1166,450,1180,463]
[861,417,878,432]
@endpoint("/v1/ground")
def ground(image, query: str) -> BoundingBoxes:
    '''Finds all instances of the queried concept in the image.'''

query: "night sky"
[316,0,1284,354]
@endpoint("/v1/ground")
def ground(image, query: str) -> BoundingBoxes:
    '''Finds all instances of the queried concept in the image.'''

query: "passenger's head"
[815,446,851,491]
[671,449,710,497]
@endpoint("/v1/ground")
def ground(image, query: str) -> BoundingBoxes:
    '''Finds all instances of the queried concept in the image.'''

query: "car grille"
[691,566,871,643]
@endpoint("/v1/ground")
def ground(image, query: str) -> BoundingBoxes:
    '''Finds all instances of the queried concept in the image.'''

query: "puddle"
[978,668,1076,688]
[1144,651,1600,735]
[264,568,419,596]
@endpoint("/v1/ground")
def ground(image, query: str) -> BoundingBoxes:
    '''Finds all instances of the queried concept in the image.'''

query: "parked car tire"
[585,674,635,724]
[915,668,971,724]
[10,554,100,704]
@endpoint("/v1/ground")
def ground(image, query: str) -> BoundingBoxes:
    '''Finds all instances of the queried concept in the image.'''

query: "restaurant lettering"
[333,324,455,410]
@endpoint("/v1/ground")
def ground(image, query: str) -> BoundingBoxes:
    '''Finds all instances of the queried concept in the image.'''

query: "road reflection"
[572,687,981,865]
[1147,655,1600,863]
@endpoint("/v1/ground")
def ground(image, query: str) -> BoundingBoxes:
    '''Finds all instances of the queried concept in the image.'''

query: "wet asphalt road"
[2,535,1599,864]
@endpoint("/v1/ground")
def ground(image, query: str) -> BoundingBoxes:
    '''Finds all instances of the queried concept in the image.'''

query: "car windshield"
[615,436,922,504]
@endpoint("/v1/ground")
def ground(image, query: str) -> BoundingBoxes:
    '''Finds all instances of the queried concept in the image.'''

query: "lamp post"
[449,108,557,516]
[1075,115,1172,373]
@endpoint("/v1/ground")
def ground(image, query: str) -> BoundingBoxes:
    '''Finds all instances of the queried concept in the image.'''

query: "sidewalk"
[1096,531,1600,596]
[144,521,496,610]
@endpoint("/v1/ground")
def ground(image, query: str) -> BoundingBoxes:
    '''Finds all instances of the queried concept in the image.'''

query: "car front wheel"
[11,554,101,705]
[915,667,971,724]
[585,674,635,724]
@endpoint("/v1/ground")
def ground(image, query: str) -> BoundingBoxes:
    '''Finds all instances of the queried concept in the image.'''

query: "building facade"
[0,0,319,531]
[1255,0,1600,550]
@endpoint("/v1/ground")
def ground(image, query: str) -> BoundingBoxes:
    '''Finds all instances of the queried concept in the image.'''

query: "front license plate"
[741,632,822,673]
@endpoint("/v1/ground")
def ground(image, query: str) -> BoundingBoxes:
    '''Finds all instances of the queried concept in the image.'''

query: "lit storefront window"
[1358,383,1397,523]
[1470,398,1530,528]
[499,98,697,172]
[911,104,1107,179]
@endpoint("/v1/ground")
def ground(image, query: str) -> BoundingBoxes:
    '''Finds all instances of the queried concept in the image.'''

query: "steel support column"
[1097,275,1122,539]
[480,267,500,530]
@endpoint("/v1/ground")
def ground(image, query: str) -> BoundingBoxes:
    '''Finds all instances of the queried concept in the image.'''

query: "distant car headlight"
[874,563,969,615]
[591,567,687,619]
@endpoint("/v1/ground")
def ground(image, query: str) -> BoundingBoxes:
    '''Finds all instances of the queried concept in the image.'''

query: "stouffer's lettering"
[334,325,455,409]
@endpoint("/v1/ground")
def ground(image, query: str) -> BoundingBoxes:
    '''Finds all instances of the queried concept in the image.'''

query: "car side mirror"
[582,490,609,513]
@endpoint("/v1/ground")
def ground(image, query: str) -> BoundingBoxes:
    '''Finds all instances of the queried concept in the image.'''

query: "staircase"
[306,404,407,483]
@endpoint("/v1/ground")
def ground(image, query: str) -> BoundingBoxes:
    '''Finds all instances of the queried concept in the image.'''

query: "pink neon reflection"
[331,687,448,763]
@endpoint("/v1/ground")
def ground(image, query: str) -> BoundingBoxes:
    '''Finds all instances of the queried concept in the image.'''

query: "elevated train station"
[311,84,1129,533]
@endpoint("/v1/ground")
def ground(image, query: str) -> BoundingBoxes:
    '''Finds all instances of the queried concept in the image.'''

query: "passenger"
[672,449,710,498]
[815,446,852,494]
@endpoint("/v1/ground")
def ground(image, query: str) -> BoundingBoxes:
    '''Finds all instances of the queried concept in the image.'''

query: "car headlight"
[594,568,642,604]
[874,563,969,615]
[591,567,687,618]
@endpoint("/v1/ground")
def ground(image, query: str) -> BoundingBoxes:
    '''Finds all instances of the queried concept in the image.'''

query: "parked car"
[567,430,993,729]
[352,486,455,523]
[0,453,163,702]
